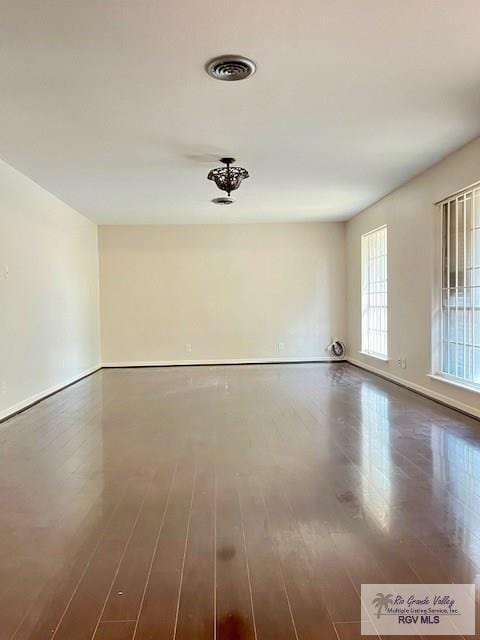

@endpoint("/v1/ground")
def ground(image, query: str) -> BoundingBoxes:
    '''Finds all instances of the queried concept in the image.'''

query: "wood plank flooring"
[0,363,479,639]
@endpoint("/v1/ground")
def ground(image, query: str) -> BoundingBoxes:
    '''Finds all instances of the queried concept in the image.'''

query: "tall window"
[439,186,480,388]
[361,226,388,359]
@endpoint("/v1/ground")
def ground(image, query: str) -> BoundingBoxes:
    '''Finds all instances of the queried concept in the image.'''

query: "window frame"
[434,182,480,392]
[361,224,388,361]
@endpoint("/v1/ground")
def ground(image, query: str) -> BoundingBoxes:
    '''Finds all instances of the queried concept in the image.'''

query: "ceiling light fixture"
[206,55,256,81]
[211,196,234,205]
[207,157,249,198]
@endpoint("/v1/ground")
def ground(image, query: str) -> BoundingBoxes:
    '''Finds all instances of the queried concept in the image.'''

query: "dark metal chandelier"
[207,157,249,197]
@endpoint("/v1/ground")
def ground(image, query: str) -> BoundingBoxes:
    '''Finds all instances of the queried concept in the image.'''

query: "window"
[361,226,388,359]
[438,185,480,388]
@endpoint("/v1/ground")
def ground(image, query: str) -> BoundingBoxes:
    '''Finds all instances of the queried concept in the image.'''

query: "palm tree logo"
[372,593,394,618]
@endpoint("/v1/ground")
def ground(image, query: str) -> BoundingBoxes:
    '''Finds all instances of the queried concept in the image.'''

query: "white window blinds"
[439,186,480,388]
[361,226,388,359]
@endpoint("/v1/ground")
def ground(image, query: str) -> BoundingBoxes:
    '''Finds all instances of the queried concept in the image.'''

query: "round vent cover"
[206,55,256,81]
[211,197,234,205]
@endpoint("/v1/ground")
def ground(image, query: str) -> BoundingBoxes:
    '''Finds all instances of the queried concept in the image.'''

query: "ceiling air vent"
[206,55,256,81]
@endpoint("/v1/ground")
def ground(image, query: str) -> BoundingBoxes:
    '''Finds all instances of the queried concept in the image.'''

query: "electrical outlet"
[185,343,192,353]
[1,381,6,395]
[401,357,407,369]
[4,265,9,279]
[278,341,285,352]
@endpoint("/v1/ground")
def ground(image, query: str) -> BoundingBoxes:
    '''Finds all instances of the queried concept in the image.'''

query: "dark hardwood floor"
[0,363,479,639]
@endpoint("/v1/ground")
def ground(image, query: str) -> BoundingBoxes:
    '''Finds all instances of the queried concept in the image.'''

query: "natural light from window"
[361,226,388,359]
[438,186,480,389]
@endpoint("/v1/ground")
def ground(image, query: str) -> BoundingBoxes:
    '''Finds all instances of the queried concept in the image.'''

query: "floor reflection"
[4,364,480,639]
[361,384,392,531]
[431,425,480,564]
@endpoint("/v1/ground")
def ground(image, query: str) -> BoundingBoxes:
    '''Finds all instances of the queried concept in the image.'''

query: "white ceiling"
[1,1,480,224]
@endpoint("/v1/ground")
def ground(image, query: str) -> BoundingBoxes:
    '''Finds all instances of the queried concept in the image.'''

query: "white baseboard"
[347,356,480,419]
[5,358,477,424]
[102,356,340,368]
[0,364,102,423]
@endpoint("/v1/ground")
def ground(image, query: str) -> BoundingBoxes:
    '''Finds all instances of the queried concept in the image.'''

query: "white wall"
[99,223,346,365]
[0,158,101,420]
[346,137,480,418]
[4,132,480,420]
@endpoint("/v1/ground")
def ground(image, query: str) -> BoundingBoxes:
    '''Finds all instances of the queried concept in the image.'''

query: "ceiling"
[1,1,480,224]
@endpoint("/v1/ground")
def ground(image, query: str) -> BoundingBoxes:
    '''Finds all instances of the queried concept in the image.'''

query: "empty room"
[1,2,480,639]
